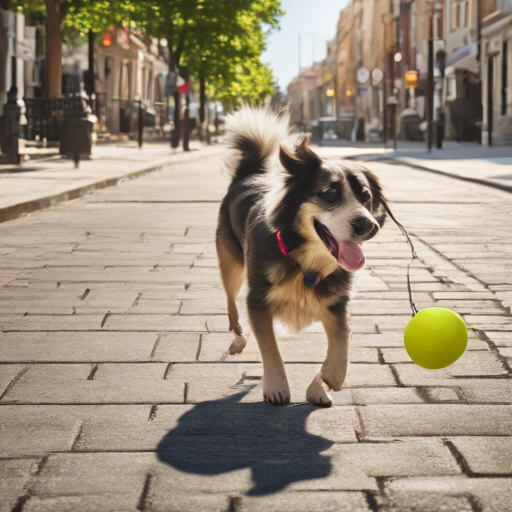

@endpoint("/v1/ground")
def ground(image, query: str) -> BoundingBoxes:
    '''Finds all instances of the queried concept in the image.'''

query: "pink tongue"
[338,242,365,272]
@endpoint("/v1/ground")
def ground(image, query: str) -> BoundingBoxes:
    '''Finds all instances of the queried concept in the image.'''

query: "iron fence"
[23,94,171,146]
[24,95,92,142]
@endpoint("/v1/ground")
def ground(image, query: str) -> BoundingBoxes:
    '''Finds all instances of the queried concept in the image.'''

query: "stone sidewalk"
[0,146,511,512]
[323,142,512,193]
[0,141,224,223]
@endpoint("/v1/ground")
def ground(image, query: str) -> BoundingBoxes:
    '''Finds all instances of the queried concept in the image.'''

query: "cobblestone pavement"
[0,147,511,512]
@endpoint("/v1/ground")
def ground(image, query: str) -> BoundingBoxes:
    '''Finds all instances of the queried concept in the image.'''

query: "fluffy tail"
[221,106,290,182]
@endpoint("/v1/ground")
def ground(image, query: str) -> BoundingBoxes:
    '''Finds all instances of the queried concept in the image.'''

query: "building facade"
[287,0,512,146]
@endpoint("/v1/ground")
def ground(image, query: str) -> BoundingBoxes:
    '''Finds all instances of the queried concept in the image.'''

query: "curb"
[347,155,512,194]
[0,146,224,224]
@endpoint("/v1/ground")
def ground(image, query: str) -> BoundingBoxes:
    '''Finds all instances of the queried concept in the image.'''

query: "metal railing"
[24,95,92,142]
[23,94,171,147]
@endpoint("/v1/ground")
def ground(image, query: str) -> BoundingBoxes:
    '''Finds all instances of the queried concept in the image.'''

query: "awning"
[445,43,478,76]
[446,43,477,67]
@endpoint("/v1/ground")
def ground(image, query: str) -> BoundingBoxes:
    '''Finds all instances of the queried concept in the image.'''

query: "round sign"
[357,67,370,84]
[371,68,383,84]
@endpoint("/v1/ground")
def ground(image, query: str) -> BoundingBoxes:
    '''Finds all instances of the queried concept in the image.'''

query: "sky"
[261,0,350,91]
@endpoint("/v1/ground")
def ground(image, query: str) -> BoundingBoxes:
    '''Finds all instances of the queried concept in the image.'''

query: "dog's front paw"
[228,316,243,336]
[228,334,247,355]
[263,373,290,406]
[321,360,348,392]
[306,373,333,407]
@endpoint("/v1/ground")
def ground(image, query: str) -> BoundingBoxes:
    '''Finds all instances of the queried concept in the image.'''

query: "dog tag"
[304,271,321,287]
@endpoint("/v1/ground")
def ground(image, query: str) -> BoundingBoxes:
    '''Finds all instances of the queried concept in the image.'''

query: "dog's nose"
[350,216,378,238]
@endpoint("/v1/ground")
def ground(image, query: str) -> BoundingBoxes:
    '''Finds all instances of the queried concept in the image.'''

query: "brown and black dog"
[216,107,387,406]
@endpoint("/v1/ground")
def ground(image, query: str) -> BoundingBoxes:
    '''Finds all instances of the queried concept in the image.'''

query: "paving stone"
[199,332,379,363]
[288,439,460,493]
[465,314,512,325]
[425,387,461,402]
[394,352,509,386]
[180,297,228,315]
[73,405,192,451]
[0,332,158,362]
[105,314,208,332]
[360,405,512,437]
[237,492,372,512]
[129,298,183,314]
[498,346,512,359]
[2,363,185,404]
[350,333,404,347]
[433,292,498,300]
[151,332,201,361]
[243,363,397,403]
[457,380,512,404]
[152,434,461,494]
[0,300,72,314]
[487,330,512,347]
[0,363,25,395]
[346,387,425,405]
[0,459,38,512]
[432,300,504,314]
[22,494,139,512]
[146,491,230,512]
[0,405,82,456]
[380,487,473,512]
[449,437,512,475]
[0,314,107,331]
[206,314,413,335]
[384,477,512,512]
[166,363,251,402]
[30,452,153,499]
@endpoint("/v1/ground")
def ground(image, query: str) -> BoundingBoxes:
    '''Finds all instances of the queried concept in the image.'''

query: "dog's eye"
[318,184,341,204]
[361,187,372,205]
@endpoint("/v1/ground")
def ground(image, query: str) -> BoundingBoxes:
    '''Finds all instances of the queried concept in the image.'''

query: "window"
[452,1,460,31]
[463,1,470,27]
[451,0,470,31]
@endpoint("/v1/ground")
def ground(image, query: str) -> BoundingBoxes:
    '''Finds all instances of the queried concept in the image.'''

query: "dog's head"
[267,136,387,276]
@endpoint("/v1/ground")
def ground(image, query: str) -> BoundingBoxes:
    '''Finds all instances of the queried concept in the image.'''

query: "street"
[0,146,511,511]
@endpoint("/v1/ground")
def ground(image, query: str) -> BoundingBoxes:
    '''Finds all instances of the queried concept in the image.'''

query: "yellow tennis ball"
[404,307,467,370]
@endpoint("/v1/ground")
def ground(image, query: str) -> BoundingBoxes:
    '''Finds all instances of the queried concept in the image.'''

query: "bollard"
[436,109,445,149]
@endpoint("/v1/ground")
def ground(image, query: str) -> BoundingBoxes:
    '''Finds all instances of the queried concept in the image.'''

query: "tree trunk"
[199,75,206,142]
[45,0,62,99]
[171,89,181,148]
[182,91,190,151]
[87,30,95,97]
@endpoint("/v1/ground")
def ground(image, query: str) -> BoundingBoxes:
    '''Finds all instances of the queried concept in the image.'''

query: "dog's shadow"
[156,387,333,496]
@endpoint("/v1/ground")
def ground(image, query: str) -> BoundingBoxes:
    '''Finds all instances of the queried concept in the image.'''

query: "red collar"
[276,228,288,256]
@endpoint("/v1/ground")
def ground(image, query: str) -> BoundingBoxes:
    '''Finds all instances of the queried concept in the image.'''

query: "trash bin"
[60,119,92,167]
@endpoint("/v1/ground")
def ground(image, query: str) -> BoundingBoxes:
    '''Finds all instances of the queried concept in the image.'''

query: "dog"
[216,107,387,407]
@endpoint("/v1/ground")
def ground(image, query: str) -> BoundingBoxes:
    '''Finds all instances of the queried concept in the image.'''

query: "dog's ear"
[362,169,387,227]
[279,136,321,175]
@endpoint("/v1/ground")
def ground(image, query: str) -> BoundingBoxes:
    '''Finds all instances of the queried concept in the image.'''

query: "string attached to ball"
[381,201,468,370]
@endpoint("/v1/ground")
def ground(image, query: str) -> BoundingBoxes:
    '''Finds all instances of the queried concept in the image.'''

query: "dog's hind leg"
[307,300,351,407]
[216,219,247,354]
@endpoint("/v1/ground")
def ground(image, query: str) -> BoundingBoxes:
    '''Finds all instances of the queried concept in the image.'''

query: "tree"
[183,0,282,118]
[45,0,62,98]
[13,0,283,145]
[132,0,282,147]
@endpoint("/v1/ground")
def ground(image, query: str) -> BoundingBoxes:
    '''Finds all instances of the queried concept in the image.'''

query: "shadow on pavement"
[156,387,333,496]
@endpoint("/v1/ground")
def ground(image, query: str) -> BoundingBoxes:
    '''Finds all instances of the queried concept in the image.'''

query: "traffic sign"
[357,67,370,84]
[371,68,383,84]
